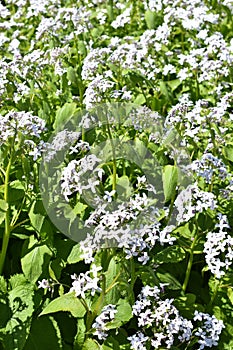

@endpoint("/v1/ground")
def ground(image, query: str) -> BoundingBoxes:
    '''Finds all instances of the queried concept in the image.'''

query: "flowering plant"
[0,0,233,349]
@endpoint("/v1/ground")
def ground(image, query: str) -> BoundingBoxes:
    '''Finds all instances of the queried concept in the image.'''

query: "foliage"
[0,0,233,349]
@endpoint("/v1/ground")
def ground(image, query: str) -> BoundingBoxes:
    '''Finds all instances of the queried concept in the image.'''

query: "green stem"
[106,120,117,193]
[0,150,14,275]
[182,234,198,293]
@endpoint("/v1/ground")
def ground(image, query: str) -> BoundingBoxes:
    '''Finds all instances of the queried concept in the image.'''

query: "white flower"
[174,183,217,224]
[204,214,233,278]
[92,304,117,340]
[103,190,116,202]
[111,6,132,29]
[70,270,102,298]
[194,311,225,350]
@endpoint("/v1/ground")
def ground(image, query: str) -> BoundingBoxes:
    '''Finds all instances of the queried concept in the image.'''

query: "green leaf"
[23,316,63,350]
[67,244,84,264]
[166,79,181,92]
[8,274,28,289]
[224,145,233,162]
[0,276,7,293]
[106,299,132,329]
[73,202,88,215]
[67,67,77,84]
[29,200,46,233]
[116,175,133,200]
[0,199,8,225]
[8,180,25,202]
[2,279,35,350]
[102,337,120,350]
[159,81,171,100]
[145,10,156,29]
[73,318,86,350]
[104,256,121,305]
[134,94,146,105]
[53,103,76,131]
[173,294,196,318]
[0,276,10,329]
[227,288,233,305]
[157,271,182,290]
[115,299,132,323]
[162,165,178,202]
[39,292,86,318]
[82,338,100,350]
[21,236,52,283]
[78,41,87,55]
[154,246,186,264]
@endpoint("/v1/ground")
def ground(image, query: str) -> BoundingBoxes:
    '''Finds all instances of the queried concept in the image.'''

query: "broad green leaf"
[102,338,120,350]
[138,266,159,286]
[39,292,86,318]
[8,274,28,289]
[82,338,100,350]
[104,256,121,305]
[73,202,88,215]
[157,271,182,290]
[53,102,76,131]
[116,175,133,199]
[134,94,146,105]
[115,299,132,323]
[8,180,25,203]
[173,294,196,318]
[67,244,84,264]
[106,299,132,329]
[23,316,63,350]
[145,10,156,29]
[155,246,186,264]
[162,165,178,202]
[166,79,181,92]
[78,41,87,55]
[159,81,171,100]
[227,288,233,305]
[2,279,35,350]
[224,145,233,162]
[73,318,86,350]
[0,199,8,225]
[21,236,52,283]
[67,67,77,84]
[29,200,46,233]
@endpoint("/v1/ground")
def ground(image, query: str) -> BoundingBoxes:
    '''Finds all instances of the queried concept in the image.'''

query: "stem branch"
[0,149,14,275]
[182,234,198,293]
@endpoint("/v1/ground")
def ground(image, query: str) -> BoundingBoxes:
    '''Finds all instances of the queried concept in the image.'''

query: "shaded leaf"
[23,316,63,350]
[39,292,86,318]
[21,236,52,283]
[155,246,186,264]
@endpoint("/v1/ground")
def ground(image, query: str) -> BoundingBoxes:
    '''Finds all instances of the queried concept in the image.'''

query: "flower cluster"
[129,285,224,350]
[61,154,102,201]
[174,183,217,224]
[129,285,193,349]
[190,153,229,184]
[69,264,102,298]
[92,304,117,340]
[0,111,46,144]
[0,111,47,159]
[193,311,225,350]
[204,213,233,278]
